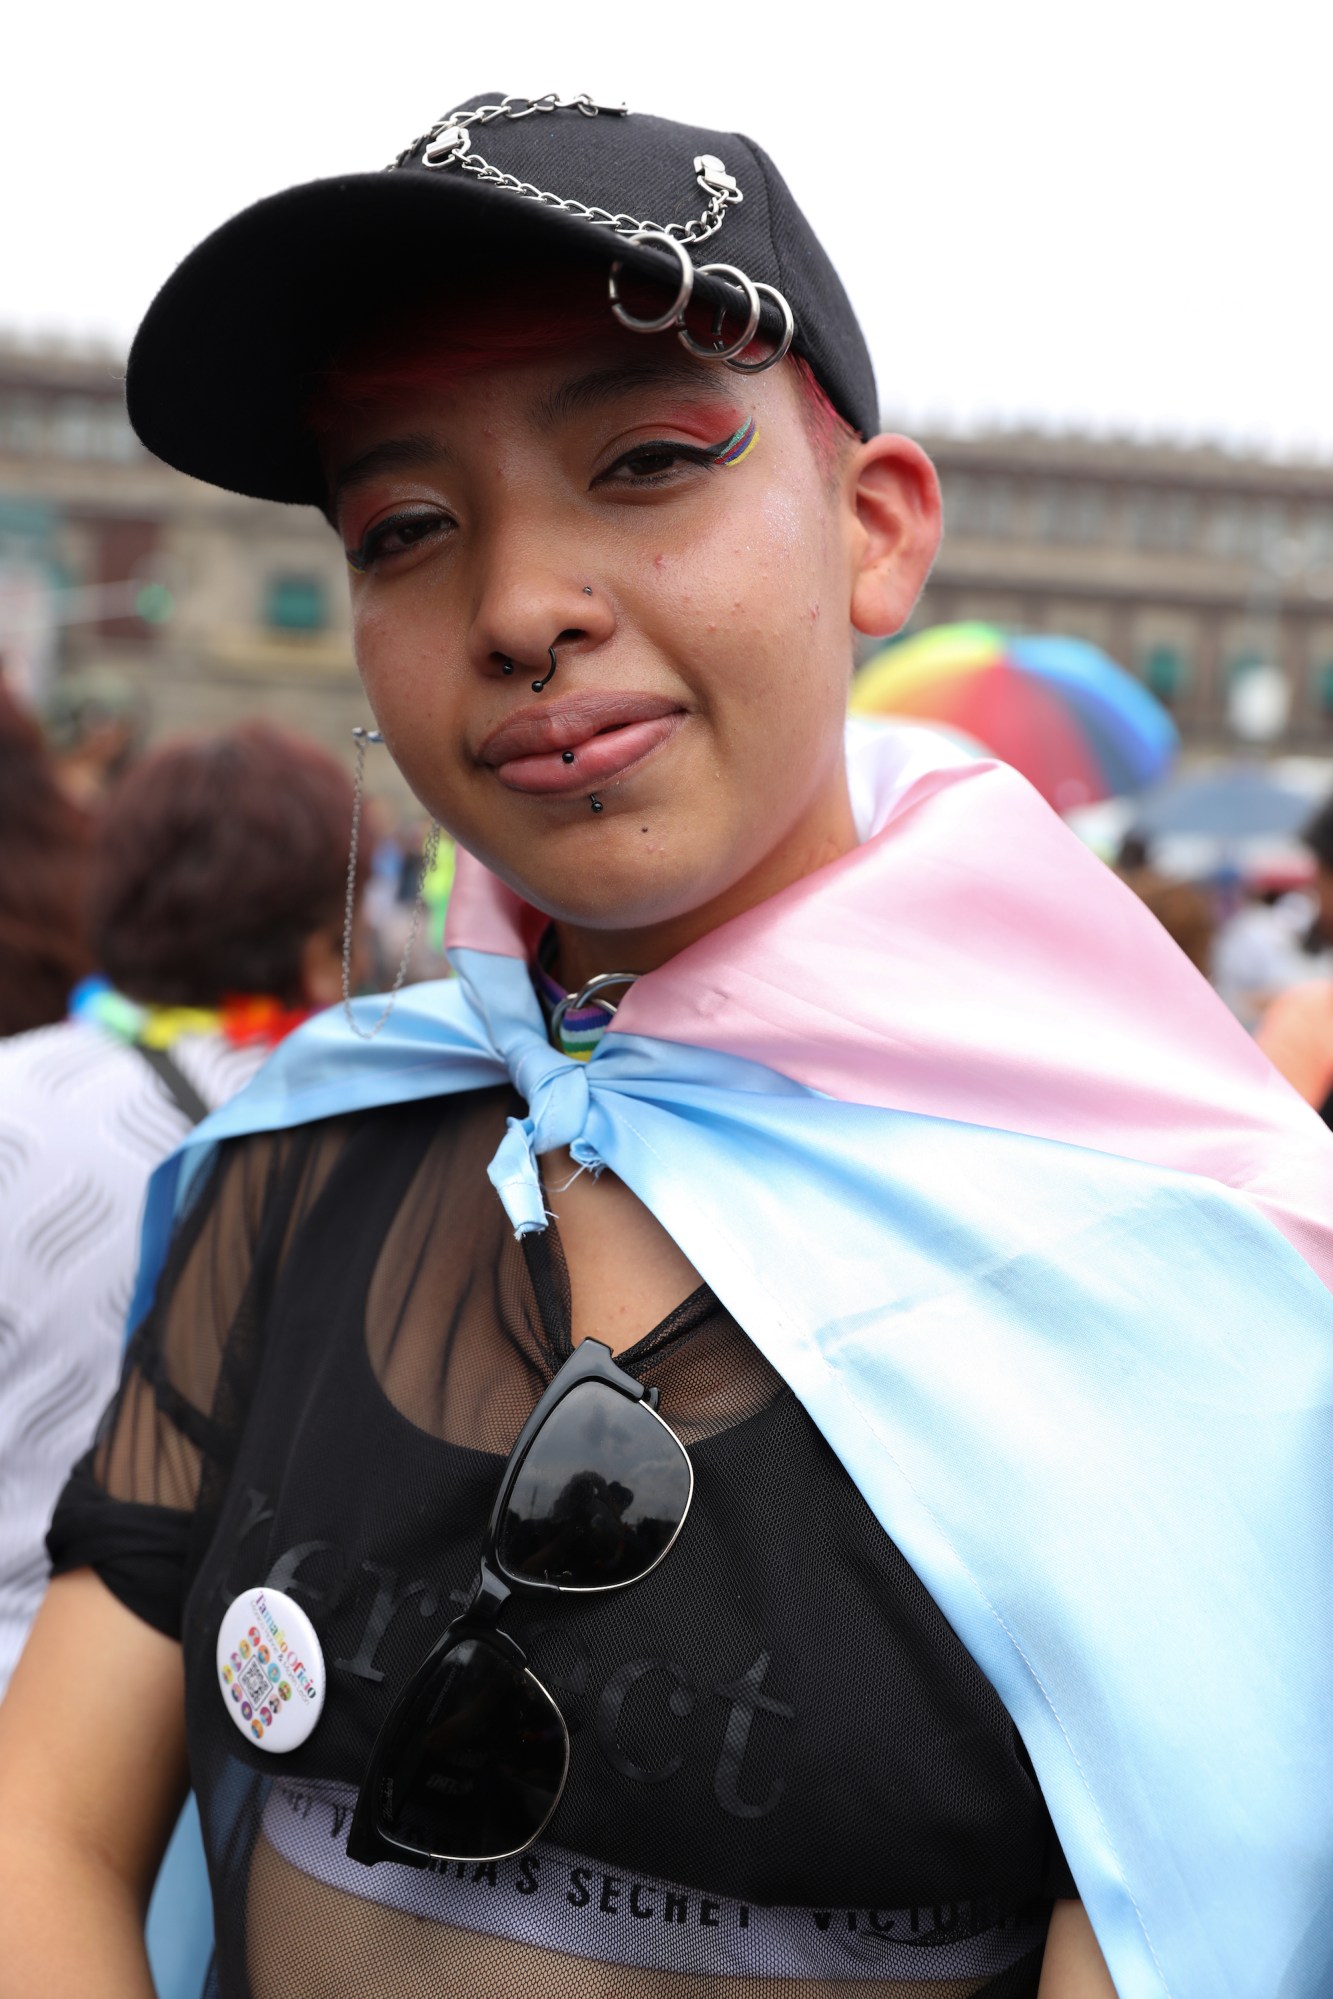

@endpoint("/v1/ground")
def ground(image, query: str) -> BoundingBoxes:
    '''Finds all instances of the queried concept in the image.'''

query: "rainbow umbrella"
[851,623,1178,812]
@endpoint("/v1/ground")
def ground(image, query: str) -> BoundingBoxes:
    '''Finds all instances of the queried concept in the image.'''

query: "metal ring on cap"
[677,263,761,364]
[725,282,796,374]
[608,231,694,335]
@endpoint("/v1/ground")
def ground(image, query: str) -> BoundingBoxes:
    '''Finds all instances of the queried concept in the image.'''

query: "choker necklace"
[534,945,640,1062]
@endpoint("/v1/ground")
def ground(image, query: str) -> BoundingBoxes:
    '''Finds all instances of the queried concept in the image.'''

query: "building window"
[944,474,1017,539]
[265,573,326,633]
[1127,490,1197,553]
[1207,499,1255,561]
[1033,481,1105,544]
[1302,509,1333,569]
[1141,644,1188,706]
[0,394,46,454]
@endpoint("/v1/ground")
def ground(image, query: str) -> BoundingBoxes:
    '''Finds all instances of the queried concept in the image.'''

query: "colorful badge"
[216,1586,325,1753]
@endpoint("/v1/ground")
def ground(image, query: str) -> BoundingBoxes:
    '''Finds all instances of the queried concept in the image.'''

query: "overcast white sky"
[5,0,1330,453]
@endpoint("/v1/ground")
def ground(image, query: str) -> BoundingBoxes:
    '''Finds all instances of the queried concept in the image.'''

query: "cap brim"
[127,170,790,508]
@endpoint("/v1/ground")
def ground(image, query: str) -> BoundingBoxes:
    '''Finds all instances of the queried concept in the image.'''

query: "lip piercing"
[531,645,558,694]
[562,750,576,764]
[589,795,603,813]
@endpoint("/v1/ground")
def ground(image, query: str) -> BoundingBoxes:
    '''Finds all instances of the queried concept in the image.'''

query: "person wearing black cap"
[5,90,1333,1999]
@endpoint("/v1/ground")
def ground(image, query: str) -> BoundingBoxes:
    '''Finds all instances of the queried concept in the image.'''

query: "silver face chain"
[390,93,743,248]
[342,728,442,1042]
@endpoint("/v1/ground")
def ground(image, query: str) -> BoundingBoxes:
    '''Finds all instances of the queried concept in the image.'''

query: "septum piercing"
[530,645,559,694]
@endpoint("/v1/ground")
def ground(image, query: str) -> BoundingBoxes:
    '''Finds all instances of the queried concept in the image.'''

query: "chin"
[483,831,731,938]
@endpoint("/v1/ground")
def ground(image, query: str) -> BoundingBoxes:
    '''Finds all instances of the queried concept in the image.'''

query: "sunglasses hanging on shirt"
[347,1318,694,1866]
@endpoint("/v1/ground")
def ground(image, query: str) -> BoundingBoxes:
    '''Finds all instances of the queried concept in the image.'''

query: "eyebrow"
[534,359,737,431]
[330,432,447,511]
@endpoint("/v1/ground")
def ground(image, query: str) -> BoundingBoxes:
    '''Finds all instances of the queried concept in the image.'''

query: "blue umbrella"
[1134,767,1315,841]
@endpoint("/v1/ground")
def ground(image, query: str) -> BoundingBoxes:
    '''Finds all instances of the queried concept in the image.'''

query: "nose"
[469,518,616,684]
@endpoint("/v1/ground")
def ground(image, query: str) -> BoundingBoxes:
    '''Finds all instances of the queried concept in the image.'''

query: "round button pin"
[216,1586,325,1753]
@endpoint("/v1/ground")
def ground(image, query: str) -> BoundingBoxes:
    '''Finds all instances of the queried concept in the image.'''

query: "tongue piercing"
[562,750,576,764]
[531,645,559,694]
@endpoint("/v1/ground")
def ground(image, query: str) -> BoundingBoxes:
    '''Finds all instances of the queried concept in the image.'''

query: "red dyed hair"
[92,723,362,1007]
[0,678,92,1035]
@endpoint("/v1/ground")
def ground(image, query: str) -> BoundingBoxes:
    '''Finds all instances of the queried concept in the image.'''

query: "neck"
[550,767,859,995]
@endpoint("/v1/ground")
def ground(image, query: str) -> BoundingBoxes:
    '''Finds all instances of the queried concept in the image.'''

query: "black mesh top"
[50,1083,1077,1999]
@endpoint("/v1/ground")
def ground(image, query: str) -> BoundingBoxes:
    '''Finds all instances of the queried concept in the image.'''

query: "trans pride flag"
[134,721,1333,1999]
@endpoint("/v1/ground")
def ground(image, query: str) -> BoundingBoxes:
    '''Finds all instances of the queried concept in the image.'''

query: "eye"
[346,507,453,572]
[597,440,716,489]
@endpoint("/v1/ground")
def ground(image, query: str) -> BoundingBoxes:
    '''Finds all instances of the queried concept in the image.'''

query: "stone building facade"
[909,423,1333,750]
[0,333,381,781]
[6,332,1333,763]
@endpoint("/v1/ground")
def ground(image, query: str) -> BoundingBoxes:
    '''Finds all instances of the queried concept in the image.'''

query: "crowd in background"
[0,678,437,1694]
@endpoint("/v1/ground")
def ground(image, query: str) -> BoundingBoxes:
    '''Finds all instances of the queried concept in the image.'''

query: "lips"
[479,693,686,796]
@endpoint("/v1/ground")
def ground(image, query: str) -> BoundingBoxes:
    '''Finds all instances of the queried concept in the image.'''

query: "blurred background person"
[0,677,93,1037]
[1255,980,1333,1125]
[0,720,366,1697]
[1117,865,1216,980]
[1252,793,1333,1122]
[1211,801,1333,1029]
[42,667,149,812]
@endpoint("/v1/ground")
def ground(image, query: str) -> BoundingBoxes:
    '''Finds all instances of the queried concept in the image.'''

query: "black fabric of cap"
[126,94,879,507]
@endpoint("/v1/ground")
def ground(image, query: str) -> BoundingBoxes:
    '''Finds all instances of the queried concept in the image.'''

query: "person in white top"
[0,720,368,1695]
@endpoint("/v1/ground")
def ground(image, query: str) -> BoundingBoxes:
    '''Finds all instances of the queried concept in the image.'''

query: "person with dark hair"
[3,91,1333,1999]
[0,676,92,1036]
[0,721,366,1698]
[91,721,362,1013]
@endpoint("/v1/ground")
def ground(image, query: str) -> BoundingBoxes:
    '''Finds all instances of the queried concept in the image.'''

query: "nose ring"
[531,645,559,694]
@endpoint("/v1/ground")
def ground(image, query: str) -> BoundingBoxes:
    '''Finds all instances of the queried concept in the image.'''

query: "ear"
[844,434,942,639]
[297,926,345,1010]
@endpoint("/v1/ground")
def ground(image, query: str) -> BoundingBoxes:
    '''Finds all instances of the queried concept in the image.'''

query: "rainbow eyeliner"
[710,416,759,466]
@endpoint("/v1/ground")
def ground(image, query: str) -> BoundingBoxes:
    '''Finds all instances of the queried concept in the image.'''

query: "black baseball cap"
[126,91,879,508]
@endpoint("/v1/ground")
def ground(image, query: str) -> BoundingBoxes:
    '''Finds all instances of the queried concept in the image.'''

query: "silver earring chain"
[343,727,443,1041]
[391,95,742,249]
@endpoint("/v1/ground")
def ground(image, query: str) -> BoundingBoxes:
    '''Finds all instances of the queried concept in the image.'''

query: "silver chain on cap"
[389,94,742,248]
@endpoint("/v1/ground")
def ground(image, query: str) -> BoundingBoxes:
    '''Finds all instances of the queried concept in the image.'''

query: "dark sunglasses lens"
[497,1379,692,1589]
[372,1636,568,1860]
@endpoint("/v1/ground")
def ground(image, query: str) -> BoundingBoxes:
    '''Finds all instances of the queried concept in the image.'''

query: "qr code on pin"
[241,1659,269,1703]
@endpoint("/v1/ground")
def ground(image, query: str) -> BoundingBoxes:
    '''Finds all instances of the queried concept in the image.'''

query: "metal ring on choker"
[548,970,641,1046]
